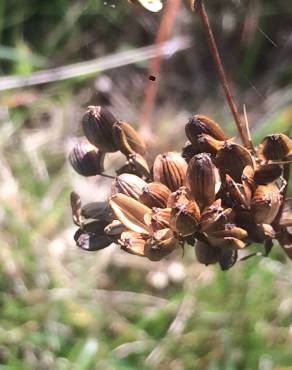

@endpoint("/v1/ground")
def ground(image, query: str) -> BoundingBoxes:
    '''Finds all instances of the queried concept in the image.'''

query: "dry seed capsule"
[181,141,200,163]
[254,164,282,185]
[218,247,238,271]
[82,106,117,152]
[170,200,200,236]
[210,223,248,239]
[74,230,112,251]
[145,228,180,261]
[215,142,254,183]
[186,153,216,210]
[185,114,227,145]
[113,120,146,156]
[104,220,126,238]
[167,186,190,208]
[69,141,105,176]
[139,182,171,208]
[153,152,187,192]
[70,191,82,226]
[128,153,150,179]
[111,174,147,200]
[251,183,282,224]
[109,193,151,234]
[207,236,246,249]
[200,199,233,233]
[260,133,292,160]
[197,134,224,156]
[119,231,147,257]
[195,240,221,265]
[225,174,250,209]
[144,208,171,232]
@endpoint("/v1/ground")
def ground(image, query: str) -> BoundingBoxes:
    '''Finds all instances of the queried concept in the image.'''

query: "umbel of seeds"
[69,106,292,270]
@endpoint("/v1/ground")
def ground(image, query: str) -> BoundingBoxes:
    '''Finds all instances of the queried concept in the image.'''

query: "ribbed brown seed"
[119,231,147,257]
[69,141,104,176]
[82,106,117,152]
[251,183,282,224]
[153,152,187,192]
[186,153,215,210]
[195,240,221,265]
[144,208,171,233]
[113,120,146,156]
[70,191,82,226]
[185,114,228,145]
[144,228,180,261]
[254,164,282,185]
[216,142,254,183]
[111,174,147,200]
[200,199,233,233]
[139,182,171,208]
[170,200,200,236]
[109,193,151,234]
[260,133,292,160]
[167,186,190,208]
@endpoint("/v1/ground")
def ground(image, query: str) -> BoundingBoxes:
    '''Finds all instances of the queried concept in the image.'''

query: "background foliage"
[0,0,291,369]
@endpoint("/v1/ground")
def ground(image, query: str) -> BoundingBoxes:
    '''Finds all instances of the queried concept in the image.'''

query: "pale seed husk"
[113,121,146,156]
[251,183,282,224]
[144,207,171,233]
[128,153,150,179]
[110,193,150,234]
[69,141,105,177]
[119,231,147,257]
[82,106,117,152]
[186,153,216,210]
[139,182,171,208]
[111,174,147,200]
[129,0,163,12]
[104,220,126,238]
[70,191,82,226]
[153,152,187,192]
[215,142,254,183]
[209,223,248,239]
[170,201,200,236]
[144,228,180,261]
[207,236,246,249]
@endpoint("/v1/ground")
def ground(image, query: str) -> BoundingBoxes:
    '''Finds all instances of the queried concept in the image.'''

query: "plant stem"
[196,0,250,148]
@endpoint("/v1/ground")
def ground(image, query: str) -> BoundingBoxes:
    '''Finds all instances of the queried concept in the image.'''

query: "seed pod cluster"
[69,106,291,270]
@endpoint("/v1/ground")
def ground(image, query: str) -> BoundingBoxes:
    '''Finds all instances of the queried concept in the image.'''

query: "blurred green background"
[0,0,292,369]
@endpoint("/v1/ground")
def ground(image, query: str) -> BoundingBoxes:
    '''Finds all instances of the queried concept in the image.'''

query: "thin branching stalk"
[196,0,250,148]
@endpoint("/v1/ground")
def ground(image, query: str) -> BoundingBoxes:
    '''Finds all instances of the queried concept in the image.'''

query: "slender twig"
[140,0,182,135]
[196,0,250,148]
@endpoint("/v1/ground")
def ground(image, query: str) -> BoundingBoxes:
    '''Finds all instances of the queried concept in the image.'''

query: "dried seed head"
[260,133,292,161]
[145,228,180,261]
[216,142,254,183]
[139,182,171,208]
[111,174,147,200]
[153,152,187,192]
[254,164,282,185]
[119,231,147,257]
[74,230,112,251]
[170,200,200,236]
[113,120,146,157]
[185,114,227,145]
[186,153,216,210]
[82,106,117,152]
[195,240,221,265]
[144,207,171,232]
[251,183,282,224]
[109,193,150,234]
[69,141,105,176]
